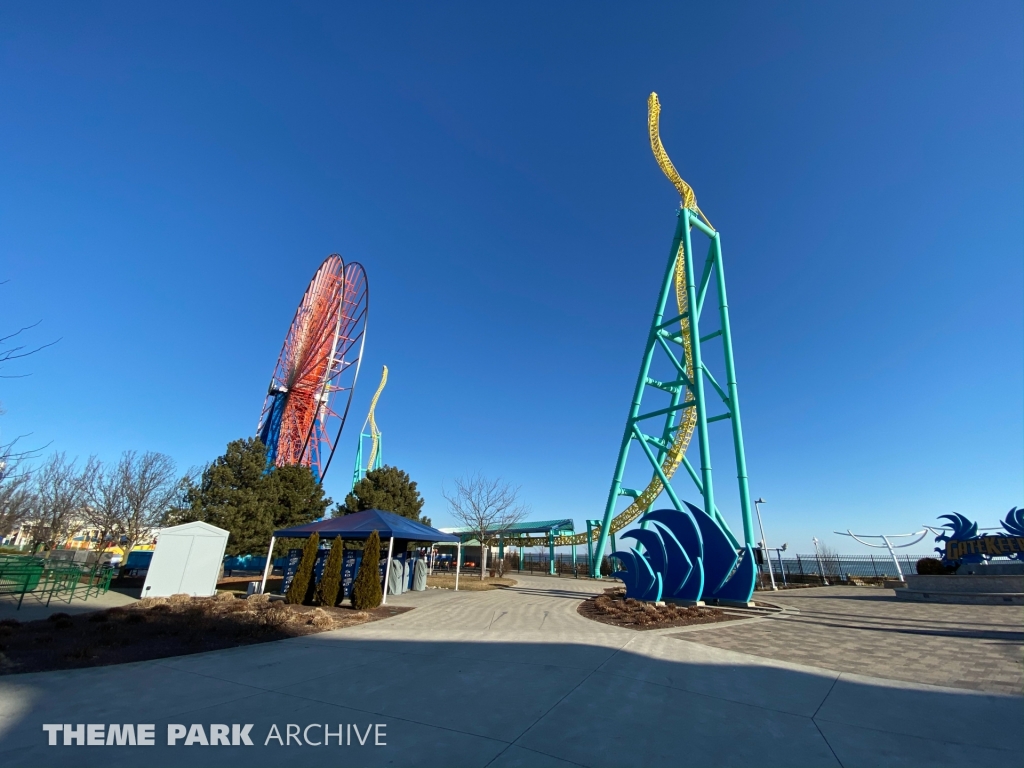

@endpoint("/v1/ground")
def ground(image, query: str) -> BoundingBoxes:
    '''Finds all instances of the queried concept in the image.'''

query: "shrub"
[285,533,320,605]
[350,530,383,610]
[306,608,334,629]
[916,557,956,575]
[314,536,344,607]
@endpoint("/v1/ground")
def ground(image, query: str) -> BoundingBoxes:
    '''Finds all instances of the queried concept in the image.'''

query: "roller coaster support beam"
[680,212,718,541]
[592,214,686,576]
[712,228,755,546]
[682,208,755,546]
[591,208,755,576]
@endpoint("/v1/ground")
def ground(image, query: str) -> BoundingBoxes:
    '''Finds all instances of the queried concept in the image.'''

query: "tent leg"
[382,536,394,605]
[259,536,276,595]
[455,542,461,591]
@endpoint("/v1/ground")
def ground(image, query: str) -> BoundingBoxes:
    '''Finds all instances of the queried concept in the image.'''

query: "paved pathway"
[0,587,138,622]
[0,575,1019,767]
[681,585,1024,695]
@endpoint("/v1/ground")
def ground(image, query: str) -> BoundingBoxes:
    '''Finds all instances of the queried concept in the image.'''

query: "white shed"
[141,521,229,598]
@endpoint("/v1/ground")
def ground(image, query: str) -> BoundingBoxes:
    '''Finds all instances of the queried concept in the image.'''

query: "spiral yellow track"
[366,365,388,470]
[512,93,702,549]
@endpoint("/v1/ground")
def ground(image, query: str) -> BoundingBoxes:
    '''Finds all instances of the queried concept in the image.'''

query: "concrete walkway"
[0,587,138,622]
[0,574,1019,767]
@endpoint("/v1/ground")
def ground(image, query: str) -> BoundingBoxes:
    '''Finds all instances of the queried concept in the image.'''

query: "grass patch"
[426,574,517,591]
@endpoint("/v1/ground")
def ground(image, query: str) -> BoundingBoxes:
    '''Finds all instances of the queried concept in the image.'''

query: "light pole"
[753,497,776,591]
[776,543,788,587]
[811,537,829,586]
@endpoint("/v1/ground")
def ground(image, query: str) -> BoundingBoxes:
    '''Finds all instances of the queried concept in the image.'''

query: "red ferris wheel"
[257,255,368,482]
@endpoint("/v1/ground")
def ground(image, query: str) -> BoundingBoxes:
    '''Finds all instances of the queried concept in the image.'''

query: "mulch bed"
[0,593,410,675]
[577,588,741,631]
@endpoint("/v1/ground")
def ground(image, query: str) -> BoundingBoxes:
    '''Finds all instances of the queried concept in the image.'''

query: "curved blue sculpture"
[934,513,982,564]
[610,504,756,604]
[1002,507,1024,536]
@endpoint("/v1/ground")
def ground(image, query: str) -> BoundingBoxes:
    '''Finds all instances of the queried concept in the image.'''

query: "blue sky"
[2,2,1021,556]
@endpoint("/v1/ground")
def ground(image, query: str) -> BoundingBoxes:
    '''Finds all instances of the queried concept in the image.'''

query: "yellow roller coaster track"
[366,365,388,470]
[507,93,706,549]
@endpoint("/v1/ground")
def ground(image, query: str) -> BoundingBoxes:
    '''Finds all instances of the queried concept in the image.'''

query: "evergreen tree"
[187,438,273,556]
[285,532,320,605]
[314,536,344,607]
[350,530,383,609]
[336,465,430,526]
[266,464,332,557]
[178,437,331,556]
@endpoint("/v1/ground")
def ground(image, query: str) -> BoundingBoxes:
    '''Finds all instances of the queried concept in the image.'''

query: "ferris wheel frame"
[257,255,368,483]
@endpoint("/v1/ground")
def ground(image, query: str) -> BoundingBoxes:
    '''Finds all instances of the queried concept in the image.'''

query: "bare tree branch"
[0,473,35,542]
[442,474,528,580]
[26,453,99,550]
[87,451,178,563]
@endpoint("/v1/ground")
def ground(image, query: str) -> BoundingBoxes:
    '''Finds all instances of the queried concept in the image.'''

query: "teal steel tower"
[589,93,755,577]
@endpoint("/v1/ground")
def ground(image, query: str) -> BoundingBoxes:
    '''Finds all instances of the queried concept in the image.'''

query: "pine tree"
[350,530,383,609]
[335,465,430,526]
[285,532,320,605]
[174,437,331,557]
[314,536,344,607]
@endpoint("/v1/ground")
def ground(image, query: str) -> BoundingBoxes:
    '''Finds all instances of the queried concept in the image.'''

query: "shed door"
[144,535,193,597]
[178,536,224,596]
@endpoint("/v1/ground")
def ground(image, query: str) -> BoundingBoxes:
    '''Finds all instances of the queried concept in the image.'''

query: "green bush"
[285,533,320,605]
[351,530,383,610]
[916,557,956,575]
[314,536,344,607]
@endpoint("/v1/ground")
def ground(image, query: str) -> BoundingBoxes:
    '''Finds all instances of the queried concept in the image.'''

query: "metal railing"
[755,553,928,588]
[0,554,114,609]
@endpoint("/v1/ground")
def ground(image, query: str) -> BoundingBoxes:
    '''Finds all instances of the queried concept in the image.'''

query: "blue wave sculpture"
[934,512,982,564]
[610,504,755,604]
[1001,507,1024,561]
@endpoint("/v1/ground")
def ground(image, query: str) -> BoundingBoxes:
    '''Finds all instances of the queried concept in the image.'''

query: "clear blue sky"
[2,2,1021,555]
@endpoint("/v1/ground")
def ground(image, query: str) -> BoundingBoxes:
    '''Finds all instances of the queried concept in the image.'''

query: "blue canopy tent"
[259,509,462,602]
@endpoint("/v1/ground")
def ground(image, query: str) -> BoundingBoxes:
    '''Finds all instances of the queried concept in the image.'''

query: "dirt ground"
[0,592,410,675]
[577,588,740,630]
[426,574,517,591]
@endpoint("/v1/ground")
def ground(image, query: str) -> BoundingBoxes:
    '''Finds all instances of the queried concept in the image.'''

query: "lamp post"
[811,537,829,586]
[776,543,788,587]
[753,497,776,591]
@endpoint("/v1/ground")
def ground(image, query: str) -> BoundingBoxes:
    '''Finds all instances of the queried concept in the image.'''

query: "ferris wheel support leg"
[592,214,687,578]
[711,231,755,547]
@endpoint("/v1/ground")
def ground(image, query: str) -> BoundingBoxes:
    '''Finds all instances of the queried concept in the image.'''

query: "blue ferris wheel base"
[611,504,756,605]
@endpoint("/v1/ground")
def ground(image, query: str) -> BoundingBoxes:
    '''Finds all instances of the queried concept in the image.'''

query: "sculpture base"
[894,574,1024,605]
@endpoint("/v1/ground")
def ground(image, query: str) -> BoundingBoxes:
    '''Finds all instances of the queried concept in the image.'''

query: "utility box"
[141,521,229,598]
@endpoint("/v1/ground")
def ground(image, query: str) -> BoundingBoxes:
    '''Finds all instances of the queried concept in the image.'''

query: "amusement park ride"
[256,255,368,483]
[508,94,760,603]
[352,365,388,489]
[254,94,761,604]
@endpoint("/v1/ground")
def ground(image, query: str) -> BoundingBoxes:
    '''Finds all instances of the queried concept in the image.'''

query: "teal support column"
[680,208,717,529]
[586,520,596,575]
[592,213,686,577]
[571,541,577,572]
[548,532,555,575]
[519,544,523,572]
[712,233,755,546]
[498,536,504,560]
